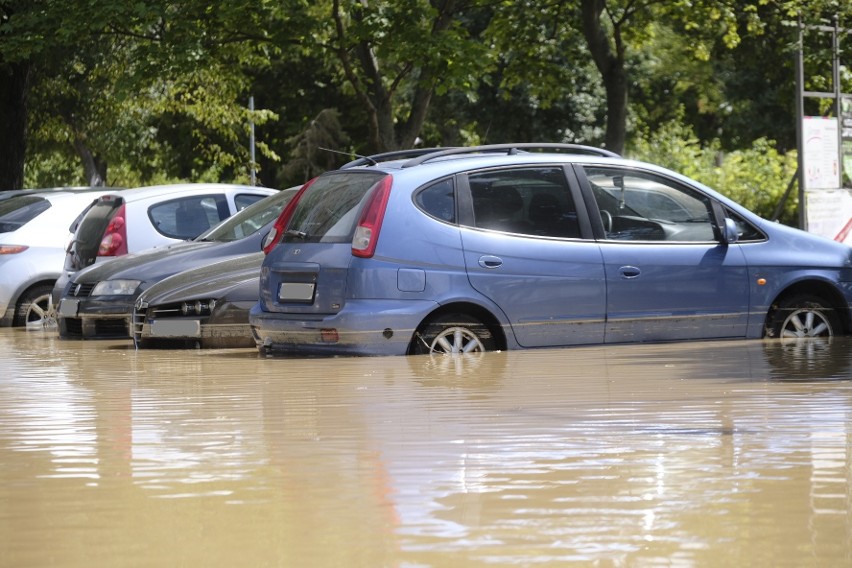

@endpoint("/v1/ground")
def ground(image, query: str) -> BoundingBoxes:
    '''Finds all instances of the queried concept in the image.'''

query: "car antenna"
[318,147,377,166]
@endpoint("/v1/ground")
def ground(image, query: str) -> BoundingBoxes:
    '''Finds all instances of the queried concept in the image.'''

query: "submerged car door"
[577,165,750,343]
[459,166,606,348]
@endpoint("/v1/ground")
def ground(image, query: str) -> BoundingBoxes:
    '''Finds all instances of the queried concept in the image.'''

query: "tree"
[464,0,604,146]
[8,0,850,192]
[578,0,852,156]
[2,0,303,190]
[320,0,489,152]
[0,1,41,189]
[580,0,631,154]
[577,0,743,155]
[278,108,350,184]
[0,59,30,190]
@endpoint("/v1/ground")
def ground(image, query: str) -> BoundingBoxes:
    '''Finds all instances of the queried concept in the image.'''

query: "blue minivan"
[250,144,852,356]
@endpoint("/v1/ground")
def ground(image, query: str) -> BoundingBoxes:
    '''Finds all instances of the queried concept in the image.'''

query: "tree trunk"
[0,61,31,190]
[332,0,460,153]
[73,137,107,186]
[580,0,627,155]
[601,63,627,155]
[397,0,459,149]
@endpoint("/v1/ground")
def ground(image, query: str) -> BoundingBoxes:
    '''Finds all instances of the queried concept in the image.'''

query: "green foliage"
[713,139,799,225]
[5,0,305,188]
[6,0,851,195]
[278,108,350,186]
[23,149,85,188]
[628,119,800,226]
[308,0,492,150]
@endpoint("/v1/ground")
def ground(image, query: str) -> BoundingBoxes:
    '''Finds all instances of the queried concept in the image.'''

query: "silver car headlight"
[92,279,142,296]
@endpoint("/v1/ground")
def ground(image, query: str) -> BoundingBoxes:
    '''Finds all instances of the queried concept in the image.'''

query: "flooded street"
[1,328,851,567]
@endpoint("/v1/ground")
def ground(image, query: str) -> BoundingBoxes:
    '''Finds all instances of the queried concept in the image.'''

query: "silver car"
[53,183,276,306]
[0,188,113,327]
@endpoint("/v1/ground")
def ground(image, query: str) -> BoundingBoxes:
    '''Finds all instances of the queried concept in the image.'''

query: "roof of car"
[330,144,637,182]
[90,183,276,203]
[0,187,123,200]
[340,143,620,170]
[329,144,636,187]
[0,189,125,215]
[37,189,122,201]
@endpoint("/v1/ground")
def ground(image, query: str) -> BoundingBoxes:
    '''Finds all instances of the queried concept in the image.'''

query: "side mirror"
[723,218,739,244]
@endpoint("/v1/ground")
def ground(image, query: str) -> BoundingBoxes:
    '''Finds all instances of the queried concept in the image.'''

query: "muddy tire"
[765,294,840,339]
[410,313,496,355]
[13,283,58,329]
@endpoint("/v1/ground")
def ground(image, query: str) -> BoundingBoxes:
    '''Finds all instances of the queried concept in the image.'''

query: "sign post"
[842,96,852,189]
[796,17,852,244]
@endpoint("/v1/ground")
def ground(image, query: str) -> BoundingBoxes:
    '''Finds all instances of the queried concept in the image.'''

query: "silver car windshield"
[198,188,297,243]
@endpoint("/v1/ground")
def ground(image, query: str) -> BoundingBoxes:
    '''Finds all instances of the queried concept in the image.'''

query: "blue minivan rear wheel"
[410,314,497,355]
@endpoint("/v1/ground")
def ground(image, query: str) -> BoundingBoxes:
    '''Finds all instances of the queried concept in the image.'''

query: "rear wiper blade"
[285,229,307,239]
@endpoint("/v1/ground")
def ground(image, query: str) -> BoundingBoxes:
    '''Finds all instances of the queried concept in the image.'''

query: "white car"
[53,183,276,306]
[0,188,115,327]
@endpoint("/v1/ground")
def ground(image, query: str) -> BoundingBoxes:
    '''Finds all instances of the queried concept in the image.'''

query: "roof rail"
[339,147,457,169]
[400,143,619,168]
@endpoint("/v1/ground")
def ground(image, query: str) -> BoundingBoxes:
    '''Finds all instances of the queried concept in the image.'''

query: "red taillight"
[352,176,392,259]
[262,178,316,255]
[98,204,128,257]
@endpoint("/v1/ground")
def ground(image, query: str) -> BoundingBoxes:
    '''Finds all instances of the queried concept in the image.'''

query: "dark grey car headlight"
[91,279,142,296]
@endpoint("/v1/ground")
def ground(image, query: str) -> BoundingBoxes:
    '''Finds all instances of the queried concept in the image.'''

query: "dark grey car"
[132,252,263,348]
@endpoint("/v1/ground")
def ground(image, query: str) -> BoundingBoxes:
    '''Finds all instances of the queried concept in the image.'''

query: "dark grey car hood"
[138,252,264,306]
[71,232,265,285]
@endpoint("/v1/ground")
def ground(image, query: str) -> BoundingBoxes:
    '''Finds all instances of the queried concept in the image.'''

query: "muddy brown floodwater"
[1,328,851,567]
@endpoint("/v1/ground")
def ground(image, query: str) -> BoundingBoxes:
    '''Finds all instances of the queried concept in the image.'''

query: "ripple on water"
[1,330,852,566]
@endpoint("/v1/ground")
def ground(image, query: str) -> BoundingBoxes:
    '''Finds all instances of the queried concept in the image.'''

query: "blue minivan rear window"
[283,172,385,243]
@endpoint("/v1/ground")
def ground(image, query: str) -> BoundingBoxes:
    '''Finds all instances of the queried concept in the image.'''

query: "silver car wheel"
[14,284,59,329]
[25,291,58,330]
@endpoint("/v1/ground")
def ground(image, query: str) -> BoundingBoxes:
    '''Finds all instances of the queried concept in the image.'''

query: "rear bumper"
[249,299,439,356]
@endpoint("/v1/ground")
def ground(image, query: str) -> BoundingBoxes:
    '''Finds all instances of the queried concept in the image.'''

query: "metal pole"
[249,96,257,186]
[795,18,806,229]
[833,15,842,184]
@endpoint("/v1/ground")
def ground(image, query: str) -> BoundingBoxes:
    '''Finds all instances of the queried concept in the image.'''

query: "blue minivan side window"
[467,167,580,238]
[584,167,716,242]
[415,179,455,223]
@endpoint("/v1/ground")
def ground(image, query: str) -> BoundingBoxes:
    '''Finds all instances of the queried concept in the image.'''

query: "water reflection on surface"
[1,329,851,567]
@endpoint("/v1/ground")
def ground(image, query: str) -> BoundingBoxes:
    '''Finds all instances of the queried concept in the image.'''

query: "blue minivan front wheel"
[766,293,841,339]
[409,313,497,355]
